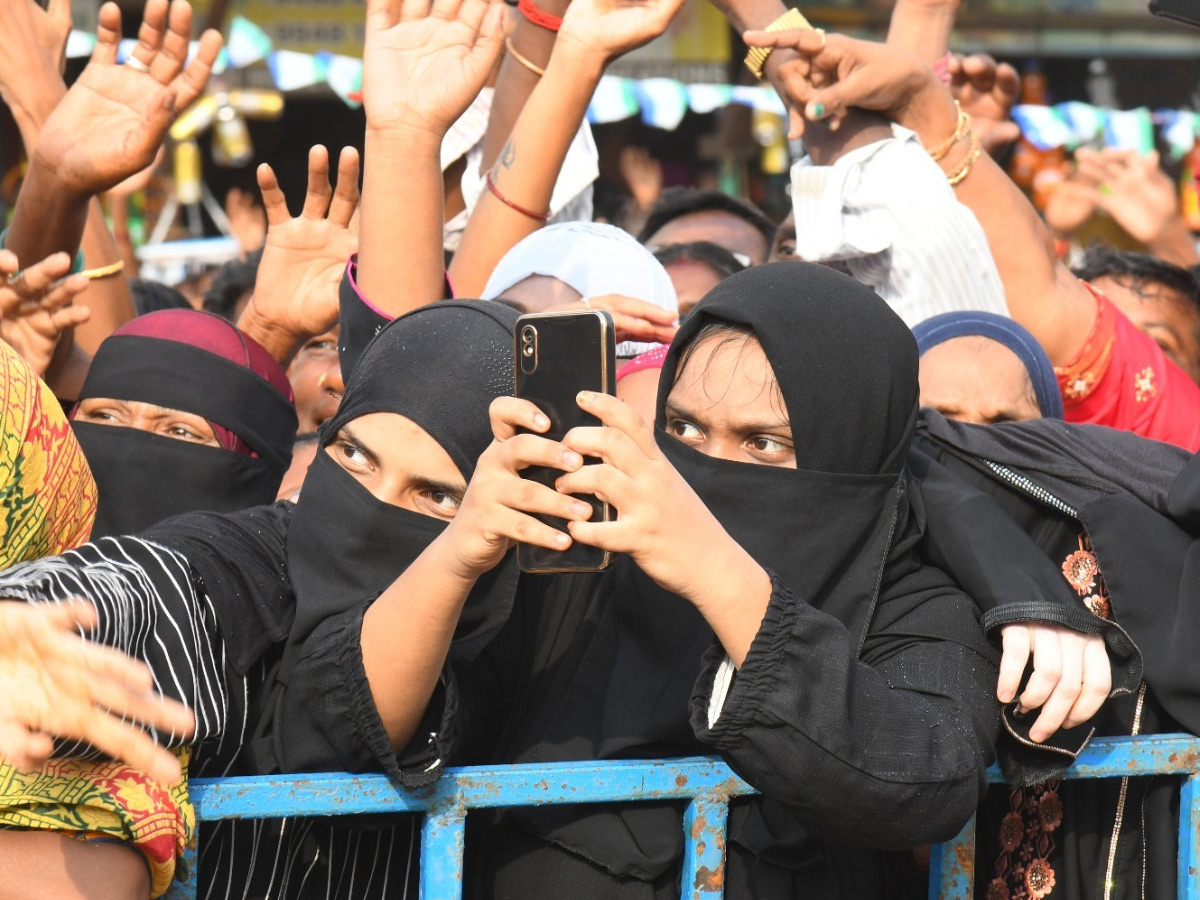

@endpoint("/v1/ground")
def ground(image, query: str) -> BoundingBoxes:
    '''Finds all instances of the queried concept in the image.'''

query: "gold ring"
[125,56,151,73]
[318,372,328,389]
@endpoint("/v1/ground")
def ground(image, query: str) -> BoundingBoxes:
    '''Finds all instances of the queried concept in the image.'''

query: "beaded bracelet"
[518,0,562,32]
[485,173,550,222]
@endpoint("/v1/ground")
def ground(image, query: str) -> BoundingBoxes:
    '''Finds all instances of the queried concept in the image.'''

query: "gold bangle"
[744,8,814,81]
[928,101,970,162]
[946,132,982,187]
[79,259,126,280]
[505,37,546,77]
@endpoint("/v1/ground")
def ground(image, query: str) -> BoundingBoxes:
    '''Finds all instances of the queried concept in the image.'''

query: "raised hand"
[557,0,688,64]
[743,28,934,130]
[1075,148,1182,245]
[0,601,195,785]
[947,53,1021,154]
[32,0,222,198]
[0,0,73,119]
[362,0,505,135]
[237,146,361,364]
[0,251,90,377]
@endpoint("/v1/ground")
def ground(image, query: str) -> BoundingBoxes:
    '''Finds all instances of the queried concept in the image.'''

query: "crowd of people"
[1,0,1200,897]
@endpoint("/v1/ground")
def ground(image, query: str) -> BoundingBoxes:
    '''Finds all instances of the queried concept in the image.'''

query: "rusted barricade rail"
[167,734,1200,900]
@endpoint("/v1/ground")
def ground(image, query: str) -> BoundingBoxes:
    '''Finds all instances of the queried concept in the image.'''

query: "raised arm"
[745,29,1095,365]
[355,0,505,317]
[448,0,686,298]
[0,0,220,354]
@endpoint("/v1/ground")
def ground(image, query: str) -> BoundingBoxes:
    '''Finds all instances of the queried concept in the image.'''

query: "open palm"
[558,0,687,62]
[362,0,504,134]
[32,0,221,197]
[240,146,361,343]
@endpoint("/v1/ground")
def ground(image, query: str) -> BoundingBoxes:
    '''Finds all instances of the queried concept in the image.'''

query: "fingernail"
[577,391,593,404]
[563,450,582,468]
[573,501,591,518]
[533,413,550,430]
[554,532,570,547]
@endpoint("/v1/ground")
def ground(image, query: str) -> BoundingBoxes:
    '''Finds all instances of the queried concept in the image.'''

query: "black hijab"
[282,300,522,678]
[501,263,984,877]
[74,316,298,538]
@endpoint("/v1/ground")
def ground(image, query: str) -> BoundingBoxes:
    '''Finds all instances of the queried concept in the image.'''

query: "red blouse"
[1056,284,1200,452]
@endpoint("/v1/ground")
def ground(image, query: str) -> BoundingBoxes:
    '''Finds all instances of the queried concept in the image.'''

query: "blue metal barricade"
[168,734,1200,900]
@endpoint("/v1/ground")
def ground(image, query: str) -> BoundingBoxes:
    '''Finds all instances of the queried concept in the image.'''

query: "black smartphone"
[1149,0,1200,27]
[514,310,617,574]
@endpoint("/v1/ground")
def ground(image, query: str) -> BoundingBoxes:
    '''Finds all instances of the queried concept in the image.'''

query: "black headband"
[80,335,298,473]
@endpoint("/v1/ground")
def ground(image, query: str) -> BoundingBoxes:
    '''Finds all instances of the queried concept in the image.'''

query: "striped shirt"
[790,125,1009,329]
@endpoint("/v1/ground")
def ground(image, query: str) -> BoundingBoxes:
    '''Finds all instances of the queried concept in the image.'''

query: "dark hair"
[130,279,191,317]
[203,248,263,321]
[653,241,747,282]
[636,188,775,247]
[671,320,785,417]
[1072,243,1200,315]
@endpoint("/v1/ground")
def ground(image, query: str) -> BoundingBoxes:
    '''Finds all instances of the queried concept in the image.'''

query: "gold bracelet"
[946,132,982,187]
[744,8,814,81]
[928,101,970,162]
[79,259,126,280]
[505,37,546,77]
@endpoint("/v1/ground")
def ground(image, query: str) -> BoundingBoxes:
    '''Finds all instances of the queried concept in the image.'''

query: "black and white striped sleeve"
[0,535,235,754]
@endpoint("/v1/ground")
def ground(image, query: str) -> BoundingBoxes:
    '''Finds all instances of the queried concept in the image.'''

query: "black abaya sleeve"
[264,599,460,786]
[690,575,1000,849]
[337,259,392,381]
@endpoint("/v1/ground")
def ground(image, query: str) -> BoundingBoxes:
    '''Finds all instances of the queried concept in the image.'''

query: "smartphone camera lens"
[519,324,538,374]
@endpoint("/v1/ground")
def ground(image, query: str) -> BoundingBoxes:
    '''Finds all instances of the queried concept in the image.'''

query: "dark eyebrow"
[409,474,468,500]
[338,425,381,469]
[664,399,789,434]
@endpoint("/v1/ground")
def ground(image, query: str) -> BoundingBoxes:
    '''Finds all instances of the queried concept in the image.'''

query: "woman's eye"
[776,242,796,259]
[335,441,372,471]
[749,436,792,457]
[667,419,702,441]
[427,491,462,515]
[84,409,117,422]
[308,340,336,353]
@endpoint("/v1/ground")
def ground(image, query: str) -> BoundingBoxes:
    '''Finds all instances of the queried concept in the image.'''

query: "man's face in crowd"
[663,259,725,317]
[1090,275,1200,385]
[918,336,1043,426]
[768,212,797,263]
[648,211,769,267]
[499,275,583,313]
[288,330,344,434]
[325,411,467,518]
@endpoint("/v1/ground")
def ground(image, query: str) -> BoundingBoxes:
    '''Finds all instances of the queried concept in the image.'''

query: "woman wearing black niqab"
[327,262,1004,900]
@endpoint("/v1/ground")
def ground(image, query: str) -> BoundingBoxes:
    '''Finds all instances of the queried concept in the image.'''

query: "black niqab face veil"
[653,260,922,646]
[284,300,521,665]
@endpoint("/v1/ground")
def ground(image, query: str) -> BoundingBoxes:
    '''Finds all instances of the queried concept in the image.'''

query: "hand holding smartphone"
[514,310,616,573]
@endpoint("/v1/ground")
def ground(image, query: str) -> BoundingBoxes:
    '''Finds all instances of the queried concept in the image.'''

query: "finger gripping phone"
[514,310,616,574]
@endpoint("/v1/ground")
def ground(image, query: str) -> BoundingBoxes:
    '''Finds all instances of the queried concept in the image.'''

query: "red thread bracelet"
[485,173,550,222]
[518,0,563,31]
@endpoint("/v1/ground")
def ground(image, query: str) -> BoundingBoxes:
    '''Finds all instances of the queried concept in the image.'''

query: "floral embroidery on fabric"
[991,781,1062,900]
[1061,534,1112,620]
[1133,366,1157,403]
[1055,284,1116,406]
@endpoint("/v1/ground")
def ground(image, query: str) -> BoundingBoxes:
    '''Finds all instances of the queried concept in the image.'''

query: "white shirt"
[790,125,1008,328]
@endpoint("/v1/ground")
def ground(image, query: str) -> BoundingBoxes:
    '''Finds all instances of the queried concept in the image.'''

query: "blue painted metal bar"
[420,805,467,900]
[167,735,1200,900]
[927,816,975,900]
[681,796,732,898]
[1178,771,1200,900]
